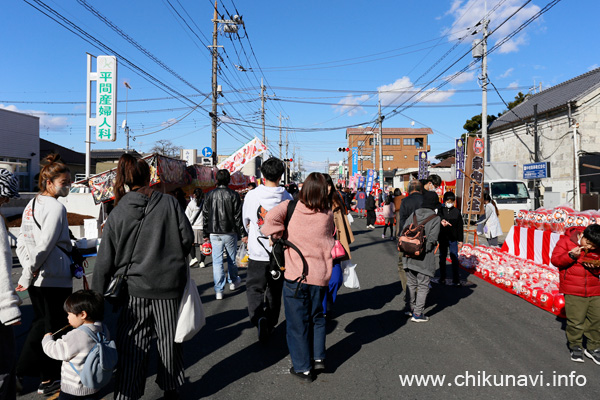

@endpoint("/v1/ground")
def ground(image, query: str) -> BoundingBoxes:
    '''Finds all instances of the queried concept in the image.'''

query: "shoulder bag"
[104,202,150,308]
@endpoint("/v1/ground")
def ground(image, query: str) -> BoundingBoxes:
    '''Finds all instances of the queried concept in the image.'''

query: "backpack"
[397,213,438,258]
[69,325,118,390]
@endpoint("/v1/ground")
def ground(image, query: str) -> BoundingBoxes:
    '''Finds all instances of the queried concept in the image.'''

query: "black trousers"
[246,259,283,330]
[115,296,184,400]
[16,286,71,381]
[366,210,376,226]
[0,323,17,400]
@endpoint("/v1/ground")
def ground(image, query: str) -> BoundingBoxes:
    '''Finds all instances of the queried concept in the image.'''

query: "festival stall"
[459,205,600,317]
[89,153,189,204]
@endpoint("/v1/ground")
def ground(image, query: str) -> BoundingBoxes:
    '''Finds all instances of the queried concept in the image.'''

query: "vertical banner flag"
[365,169,375,193]
[461,136,485,215]
[357,175,365,189]
[96,56,117,142]
[417,151,429,179]
[455,138,465,179]
[352,147,358,174]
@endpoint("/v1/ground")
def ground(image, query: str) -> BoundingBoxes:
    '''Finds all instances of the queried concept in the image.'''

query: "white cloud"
[498,67,514,79]
[588,64,599,71]
[377,76,455,107]
[161,118,178,127]
[445,70,476,85]
[507,81,519,89]
[333,94,369,116]
[0,104,69,131]
[444,0,541,54]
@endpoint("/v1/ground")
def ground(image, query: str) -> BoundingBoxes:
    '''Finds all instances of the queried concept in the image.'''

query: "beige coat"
[333,207,355,261]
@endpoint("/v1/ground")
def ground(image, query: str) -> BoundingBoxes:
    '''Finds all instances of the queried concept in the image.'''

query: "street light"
[123,81,131,153]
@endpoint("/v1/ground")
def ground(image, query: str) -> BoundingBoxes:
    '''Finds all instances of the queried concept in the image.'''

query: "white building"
[487,68,600,208]
[0,108,40,192]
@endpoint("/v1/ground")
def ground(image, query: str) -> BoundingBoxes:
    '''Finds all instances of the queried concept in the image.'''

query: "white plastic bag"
[175,267,205,343]
[347,214,354,224]
[342,264,360,289]
[235,243,249,268]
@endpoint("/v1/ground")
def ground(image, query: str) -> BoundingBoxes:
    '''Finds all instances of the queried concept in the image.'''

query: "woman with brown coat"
[324,175,355,317]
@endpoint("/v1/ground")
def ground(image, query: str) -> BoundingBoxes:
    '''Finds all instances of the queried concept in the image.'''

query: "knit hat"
[0,168,20,199]
[422,191,439,210]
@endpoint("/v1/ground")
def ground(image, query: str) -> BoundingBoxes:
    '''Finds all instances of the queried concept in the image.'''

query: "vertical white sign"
[96,56,117,142]
[181,149,197,166]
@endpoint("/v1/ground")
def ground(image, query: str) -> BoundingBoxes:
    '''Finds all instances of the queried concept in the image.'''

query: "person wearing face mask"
[15,153,73,396]
[433,192,464,286]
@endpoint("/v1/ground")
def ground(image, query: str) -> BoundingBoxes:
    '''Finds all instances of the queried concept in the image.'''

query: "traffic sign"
[202,147,213,157]
[523,162,550,179]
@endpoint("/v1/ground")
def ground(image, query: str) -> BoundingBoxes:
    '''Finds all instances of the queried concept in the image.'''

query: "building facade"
[345,127,432,176]
[487,67,600,208]
[0,108,40,192]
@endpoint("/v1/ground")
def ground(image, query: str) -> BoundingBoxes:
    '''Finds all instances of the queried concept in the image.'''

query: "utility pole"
[293,146,296,176]
[124,82,131,153]
[277,113,288,159]
[378,98,384,188]
[209,2,243,165]
[371,130,376,172]
[533,104,540,209]
[210,1,219,166]
[285,128,289,184]
[481,3,489,163]
[261,78,266,145]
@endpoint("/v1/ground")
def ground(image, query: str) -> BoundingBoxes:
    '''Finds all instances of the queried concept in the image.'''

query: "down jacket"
[551,226,600,297]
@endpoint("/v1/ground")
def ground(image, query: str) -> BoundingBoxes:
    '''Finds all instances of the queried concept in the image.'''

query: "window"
[360,155,371,161]
[357,140,365,146]
[415,138,424,149]
[383,155,394,161]
[383,138,400,146]
[404,138,414,146]
[383,138,391,146]
[368,138,379,146]
[393,138,400,145]
[414,155,419,161]
[0,157,30,191]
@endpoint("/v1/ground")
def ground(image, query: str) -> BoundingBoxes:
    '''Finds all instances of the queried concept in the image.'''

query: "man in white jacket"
[242,158,292,342]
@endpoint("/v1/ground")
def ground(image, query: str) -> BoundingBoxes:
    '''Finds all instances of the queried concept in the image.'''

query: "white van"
[484,179,532,213]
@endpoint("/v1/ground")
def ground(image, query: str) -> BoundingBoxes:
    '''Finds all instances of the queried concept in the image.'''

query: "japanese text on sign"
[462,136,485,215]
[96,56,117,142]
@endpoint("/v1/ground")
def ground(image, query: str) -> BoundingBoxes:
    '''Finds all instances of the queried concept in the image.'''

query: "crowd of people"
[1,154,600,399]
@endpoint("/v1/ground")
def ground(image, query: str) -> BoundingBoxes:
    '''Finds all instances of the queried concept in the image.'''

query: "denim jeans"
[210,233,239,293]
[439,240,460,283]
[283,280,327,373]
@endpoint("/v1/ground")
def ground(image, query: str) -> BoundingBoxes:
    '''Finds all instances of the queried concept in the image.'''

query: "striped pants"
[115,296,184,400]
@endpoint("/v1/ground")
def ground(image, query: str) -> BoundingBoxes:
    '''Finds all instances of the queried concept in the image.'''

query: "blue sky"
[2,0,599,173]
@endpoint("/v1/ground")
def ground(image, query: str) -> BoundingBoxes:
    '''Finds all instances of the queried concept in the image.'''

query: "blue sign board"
[352,147,358,174]
[523,162,550,179]
[202,147,213,157]
[365,169,375,193]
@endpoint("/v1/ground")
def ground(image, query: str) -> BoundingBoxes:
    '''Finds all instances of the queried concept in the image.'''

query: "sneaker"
[430,278,440,284]
[289,367,313,382]
[37,380,61,395]
[258,317,268,342]
[189,258,199,268]
[411,314,430,323]
[313,359,326,371]
[229,276,242,291]
[382,234,385,239]
[199,261,206,268]
[584,348,600,365]
[404,310,413,317]
[215,292,223,300]
[571,347,584,363]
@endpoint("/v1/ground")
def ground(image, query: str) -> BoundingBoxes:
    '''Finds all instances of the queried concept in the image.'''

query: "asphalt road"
[12,215,600,400]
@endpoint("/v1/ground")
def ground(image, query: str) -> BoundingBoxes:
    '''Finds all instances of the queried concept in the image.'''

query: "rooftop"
[346,127,433,136]
[489,67,600,132]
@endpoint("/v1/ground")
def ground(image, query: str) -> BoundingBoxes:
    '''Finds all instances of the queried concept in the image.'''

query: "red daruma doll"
[515,210,527,227]
[551,208,570,234]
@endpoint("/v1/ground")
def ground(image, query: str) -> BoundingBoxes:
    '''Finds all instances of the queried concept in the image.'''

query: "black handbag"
[104,202,150,307]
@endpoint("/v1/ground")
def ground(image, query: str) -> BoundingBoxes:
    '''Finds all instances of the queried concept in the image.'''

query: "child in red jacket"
[551,224,600,364]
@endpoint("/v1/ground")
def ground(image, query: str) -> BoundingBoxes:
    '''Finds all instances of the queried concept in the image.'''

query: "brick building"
[345,127,432,176]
